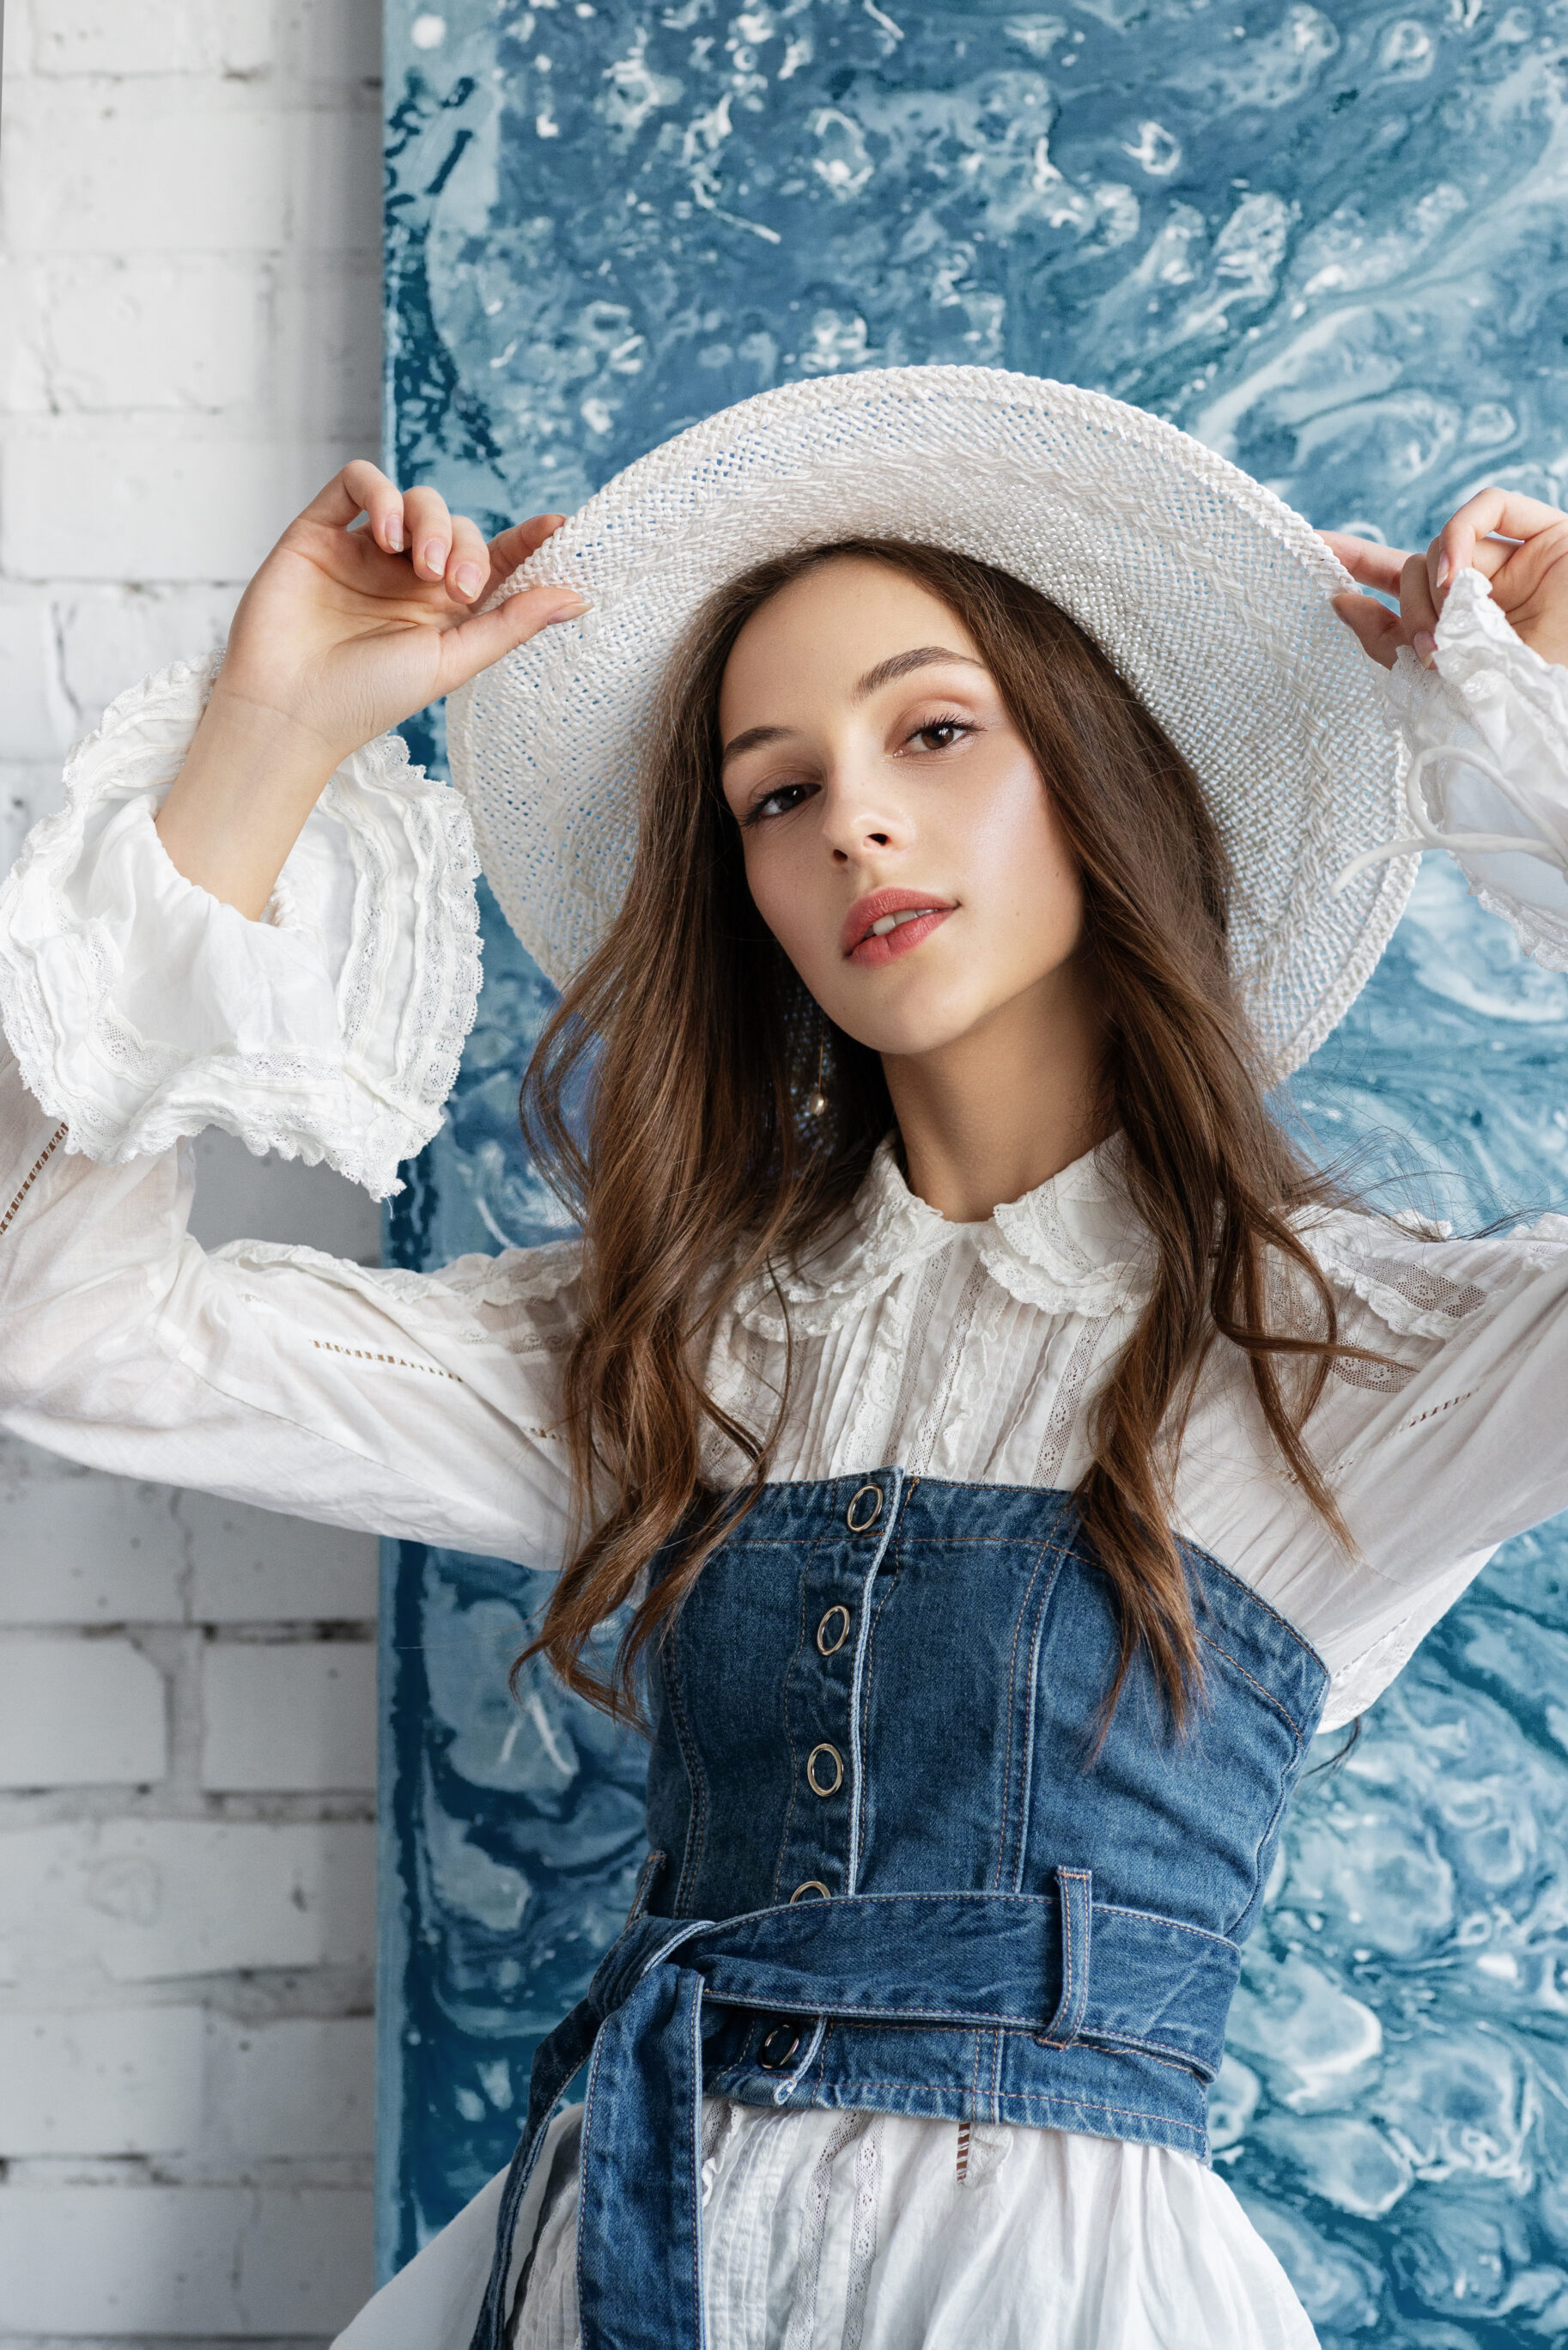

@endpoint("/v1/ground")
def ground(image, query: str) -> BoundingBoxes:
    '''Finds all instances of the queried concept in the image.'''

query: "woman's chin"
[830,995,998,1064]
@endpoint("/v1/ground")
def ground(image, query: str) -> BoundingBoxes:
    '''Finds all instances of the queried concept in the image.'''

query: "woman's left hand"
[1323,488,1568,673]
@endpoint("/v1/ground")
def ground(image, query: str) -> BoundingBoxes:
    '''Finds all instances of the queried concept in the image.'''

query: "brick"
[284,92,384,255]
[0,1436,187,1626]
[0,588,76,759]
[32,0,276,78]
[0,1820,376,1983]
[2,422,358,582]
[277,0,386,87]
[0,2006,375,2166]
[0,2008,374,2161]
[56,581,238,732]
[202,1642,377,1793]
[270,249,383,440]
[40,255,269,413]
[0,762,69,877]
[0,1637,167,1787]
[216,2013,375,2157]
[0,2185,374,2333]
[183,1490,379,1622]
[0,256,51,410]
[3,94,295,255]
[0,2007,205,2157]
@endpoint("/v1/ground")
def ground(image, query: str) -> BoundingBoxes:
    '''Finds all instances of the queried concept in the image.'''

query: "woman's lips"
[842,892,957,968]
[848,908,954,966]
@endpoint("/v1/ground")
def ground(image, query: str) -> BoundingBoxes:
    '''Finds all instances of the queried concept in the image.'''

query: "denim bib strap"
[466,1878,1239,2350]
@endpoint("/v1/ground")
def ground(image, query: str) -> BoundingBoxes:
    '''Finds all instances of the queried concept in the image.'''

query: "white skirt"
[334,2103,1318,2350]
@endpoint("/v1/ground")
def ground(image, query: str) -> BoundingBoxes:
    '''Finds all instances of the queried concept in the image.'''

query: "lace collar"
[733,1135,1156,1337]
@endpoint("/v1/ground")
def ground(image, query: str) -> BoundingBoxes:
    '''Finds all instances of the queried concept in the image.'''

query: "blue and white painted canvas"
[380,2,1568,2333]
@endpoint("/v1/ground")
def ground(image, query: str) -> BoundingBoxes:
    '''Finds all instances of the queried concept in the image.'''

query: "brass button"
[806,1742,843,1797]
[757,2022,802,2073]
[790,1879,831,1903]
[846,1483,882,1532]
[816,1604,851,1656]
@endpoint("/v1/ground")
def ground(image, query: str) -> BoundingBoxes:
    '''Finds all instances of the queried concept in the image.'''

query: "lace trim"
[1301,1212,1510,1343]
[0,661,482,1199]
[1031,1316,1108,1485]
[843,2116,883,2350]
[733,1135,1154,1337]
[782,2113,870,2350]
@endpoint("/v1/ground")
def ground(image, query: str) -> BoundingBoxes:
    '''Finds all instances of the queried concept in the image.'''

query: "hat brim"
[447,366,1414,1086]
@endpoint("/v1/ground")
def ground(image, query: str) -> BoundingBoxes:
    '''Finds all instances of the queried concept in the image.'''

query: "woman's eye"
[747,781,812,825]
[908,716,975,752]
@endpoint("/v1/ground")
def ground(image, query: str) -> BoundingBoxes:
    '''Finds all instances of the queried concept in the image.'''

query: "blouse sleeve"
[0,657,482,1196]
[0,664,578,1568]
[1382,563,1568,970]
[1270,1211,1568,1731]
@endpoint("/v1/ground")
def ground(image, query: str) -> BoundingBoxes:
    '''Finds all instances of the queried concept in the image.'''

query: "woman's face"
[718,557,1090,1064]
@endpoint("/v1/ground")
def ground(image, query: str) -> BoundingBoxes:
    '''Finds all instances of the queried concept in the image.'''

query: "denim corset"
[471,1470,1328,2350]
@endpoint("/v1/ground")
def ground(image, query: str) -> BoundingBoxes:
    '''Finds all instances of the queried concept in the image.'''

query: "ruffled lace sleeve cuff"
[1376,566,1568,971]
[0,658,481,1198]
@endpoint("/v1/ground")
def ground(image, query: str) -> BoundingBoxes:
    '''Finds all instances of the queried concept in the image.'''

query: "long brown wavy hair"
[517,539,1371,1732]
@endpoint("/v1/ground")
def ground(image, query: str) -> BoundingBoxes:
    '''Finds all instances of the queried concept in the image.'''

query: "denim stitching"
[661,1627,708,1916]
[702,2075,1207,2146]
[683,1978,703,2324]
[994,1515,1077,1893]
[771,1559,812,1904]
[990,1545,1049,1893]
[853,1519,903,1879]
[1199,1629,1309,1746]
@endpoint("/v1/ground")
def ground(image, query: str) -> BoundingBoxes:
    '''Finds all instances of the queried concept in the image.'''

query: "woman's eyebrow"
[852,646,986,702]
[720,647,987,765]
[720,723,792,765]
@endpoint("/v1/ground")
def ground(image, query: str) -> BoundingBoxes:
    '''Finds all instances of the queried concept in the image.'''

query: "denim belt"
[467,1873,1240,2350]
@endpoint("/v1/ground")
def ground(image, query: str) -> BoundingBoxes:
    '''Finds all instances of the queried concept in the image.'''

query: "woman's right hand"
[155,463,586,918]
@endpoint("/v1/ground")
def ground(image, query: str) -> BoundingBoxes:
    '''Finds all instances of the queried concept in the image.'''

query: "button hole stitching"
[1,1122,68,1233]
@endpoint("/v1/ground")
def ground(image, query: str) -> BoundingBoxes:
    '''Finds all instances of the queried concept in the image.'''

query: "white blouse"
[3,566,1568,2350]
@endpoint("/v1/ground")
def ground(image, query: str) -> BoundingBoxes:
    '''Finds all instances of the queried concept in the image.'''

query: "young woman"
[4,371,1568,2350]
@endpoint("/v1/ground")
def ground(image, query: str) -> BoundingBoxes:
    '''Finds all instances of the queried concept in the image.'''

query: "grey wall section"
[380,3,1568,2337]
[0,3,389,2339]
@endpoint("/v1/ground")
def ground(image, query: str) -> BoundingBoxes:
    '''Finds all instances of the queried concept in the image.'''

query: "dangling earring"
[805,1012,829,1119]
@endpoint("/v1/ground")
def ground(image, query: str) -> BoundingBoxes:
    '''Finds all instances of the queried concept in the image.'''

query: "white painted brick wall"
[0,3,387,2340]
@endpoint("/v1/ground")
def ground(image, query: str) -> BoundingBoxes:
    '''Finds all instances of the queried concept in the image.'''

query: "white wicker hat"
[446,366,1414,1083]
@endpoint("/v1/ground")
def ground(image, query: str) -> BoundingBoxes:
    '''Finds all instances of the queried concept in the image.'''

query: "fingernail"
[1436,551,1450,588]
[421,539,447,578]
[455,563,483,600]
[545,591,589,622]
[1414,629,1436,666]
[385,517,404,552]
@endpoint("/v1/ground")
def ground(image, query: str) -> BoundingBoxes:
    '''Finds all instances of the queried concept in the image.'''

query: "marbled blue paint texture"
[380,2,1568,2334]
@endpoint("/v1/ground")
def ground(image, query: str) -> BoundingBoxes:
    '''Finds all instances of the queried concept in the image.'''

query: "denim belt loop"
[1040,1866,1092,2048]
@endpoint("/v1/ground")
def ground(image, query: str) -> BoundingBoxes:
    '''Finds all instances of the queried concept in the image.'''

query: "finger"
[404,484,455,583]
[1321,532,1412,595]
[1459,533,1522,583]
[1434,486,1567,591]
[1329,590,1404,670]
[303,460,408,553]
[1484,514,1568,611]
[435,581,589,696]
[1400,552,1439,659]
[446,513,491,605]
[483,513,566,592]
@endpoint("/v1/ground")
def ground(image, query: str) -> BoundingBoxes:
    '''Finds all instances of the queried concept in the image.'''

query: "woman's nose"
[818,764,907,861]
